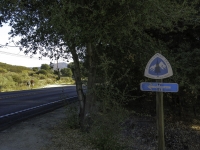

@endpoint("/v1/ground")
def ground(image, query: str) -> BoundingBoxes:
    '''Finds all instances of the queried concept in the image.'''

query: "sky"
[0,24,58,68]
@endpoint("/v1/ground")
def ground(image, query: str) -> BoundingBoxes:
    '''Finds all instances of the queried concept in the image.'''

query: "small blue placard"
[140,82,179,92]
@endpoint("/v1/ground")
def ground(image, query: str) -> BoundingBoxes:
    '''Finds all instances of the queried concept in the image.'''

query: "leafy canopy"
[0,0,197,58]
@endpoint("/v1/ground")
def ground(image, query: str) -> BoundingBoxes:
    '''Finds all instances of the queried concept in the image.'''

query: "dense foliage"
[67,62,88,78]
[40,64,51,71]
[60,68,72,77]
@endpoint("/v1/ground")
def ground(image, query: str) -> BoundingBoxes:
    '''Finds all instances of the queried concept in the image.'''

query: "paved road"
[0,85,78,130]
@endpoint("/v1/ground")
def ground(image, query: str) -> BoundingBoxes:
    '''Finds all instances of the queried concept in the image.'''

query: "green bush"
[41,64,50,70]
[0,67,7,73]
[32,73,39,78]
[61,77,73,82]
[11,74,23,85]
[60,68,72,77]
[65,106,80,129]
[28,71,35,76]
[47,73,56,78]
[45,78,55,84]
[32,67,39,72]
[0,74,15,90]
[83,72,130,150]
[86,108,128,150]
[37,69,48,75]
[38,74,47,79]
[55,77,75,84]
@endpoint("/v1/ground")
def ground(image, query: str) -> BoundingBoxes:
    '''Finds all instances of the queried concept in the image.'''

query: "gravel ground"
[0,105,70,150]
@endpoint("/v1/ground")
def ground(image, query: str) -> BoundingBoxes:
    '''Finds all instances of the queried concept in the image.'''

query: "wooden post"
[156,79,165,150]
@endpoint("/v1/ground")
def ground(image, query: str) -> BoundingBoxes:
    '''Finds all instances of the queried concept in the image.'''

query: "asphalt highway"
[0,85,78,131]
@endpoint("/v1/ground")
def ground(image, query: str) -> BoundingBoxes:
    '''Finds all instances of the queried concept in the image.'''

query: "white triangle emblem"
[144,53,173,79]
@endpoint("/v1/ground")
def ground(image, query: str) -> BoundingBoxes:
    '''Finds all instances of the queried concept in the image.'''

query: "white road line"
[0,96,77,119]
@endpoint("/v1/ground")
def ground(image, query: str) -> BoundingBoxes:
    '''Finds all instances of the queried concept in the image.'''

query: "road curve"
[0,85,78,131]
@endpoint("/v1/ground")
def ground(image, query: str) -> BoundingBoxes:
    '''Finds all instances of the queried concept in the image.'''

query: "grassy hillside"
[0,62,32,73]
[0,62,74,92]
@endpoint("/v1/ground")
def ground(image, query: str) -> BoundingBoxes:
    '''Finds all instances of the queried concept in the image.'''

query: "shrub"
[65,105,80,129]
[41,64,50,70]
[32,73,39,78]
[47,73,56,78]
[0,67,7,73]
[38,74,46,79]
[45,78,55,84]
[61,77,74,83]
[0,75,12,85]
[86,107,128,150]
[60,68,72,77]
[11,74,23,85]
[37,69,48,75]
[32,67,39,72]
[28,71,35,76]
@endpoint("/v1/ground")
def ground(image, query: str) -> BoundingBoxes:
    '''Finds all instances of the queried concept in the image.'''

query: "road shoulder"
[0,104,75,150]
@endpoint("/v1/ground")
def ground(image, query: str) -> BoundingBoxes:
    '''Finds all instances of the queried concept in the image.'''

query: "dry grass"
[41,104,200,150]
[42,127,94,150]
[41,103,95,150]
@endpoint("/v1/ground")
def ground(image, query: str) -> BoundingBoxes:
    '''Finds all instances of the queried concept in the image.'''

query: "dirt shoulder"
[0,104,73,150]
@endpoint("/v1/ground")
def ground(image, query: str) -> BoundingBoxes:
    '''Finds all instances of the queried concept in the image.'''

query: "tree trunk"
[193,95,197,117]
[70,43,97,130]
[85,43,97,117]
[70,46,86,128]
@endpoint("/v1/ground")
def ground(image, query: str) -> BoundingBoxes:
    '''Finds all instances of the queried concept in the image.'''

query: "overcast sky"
[0,23,54,67]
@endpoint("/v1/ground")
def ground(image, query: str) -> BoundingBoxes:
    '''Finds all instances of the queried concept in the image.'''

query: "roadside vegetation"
[0,62,74,92]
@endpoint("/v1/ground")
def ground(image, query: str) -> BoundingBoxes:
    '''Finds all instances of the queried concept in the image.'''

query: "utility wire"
[0,44,71,62]
[0,44,21,47]
[0,50,50,61]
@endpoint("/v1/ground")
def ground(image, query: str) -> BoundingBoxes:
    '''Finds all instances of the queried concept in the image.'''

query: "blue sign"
[144,53,173,79]
[140,82,179,92]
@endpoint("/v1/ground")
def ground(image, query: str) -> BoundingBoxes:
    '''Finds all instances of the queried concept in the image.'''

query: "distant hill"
[51,62,68,70]
[0,62,31,73]
[29,62,68,70]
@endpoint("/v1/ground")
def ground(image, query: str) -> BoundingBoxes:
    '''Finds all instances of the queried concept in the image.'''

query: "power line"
[0,44,71,62]
[0,44,20,48]
[0,50,51,61]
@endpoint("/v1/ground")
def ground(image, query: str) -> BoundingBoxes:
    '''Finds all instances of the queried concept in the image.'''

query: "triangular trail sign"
[144,53,173,79]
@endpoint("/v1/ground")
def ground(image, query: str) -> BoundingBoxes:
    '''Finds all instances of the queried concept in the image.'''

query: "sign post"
[141,53,179,150]
[156,79,164,150]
